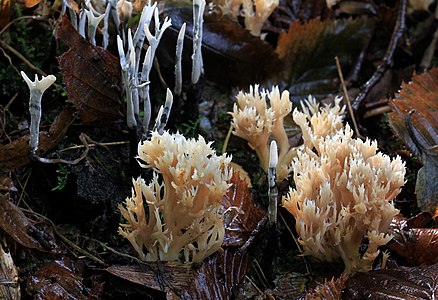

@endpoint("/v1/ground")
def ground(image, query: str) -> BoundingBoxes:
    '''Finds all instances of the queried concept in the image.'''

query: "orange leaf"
[24,0,42,8]
[0,0,11,28]
[388,68,438,214]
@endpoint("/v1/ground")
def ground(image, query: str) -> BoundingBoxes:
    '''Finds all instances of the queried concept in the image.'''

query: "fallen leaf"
[0,242,20,300]
[107,249,248,298]
[0,105,75,171]
[24,0,42,8]
[160,7,281,86]
[0,0,11,29]
[276,18,375,100]
[0,194,47,251]
[388,68,438,214]
[387,226,438,266]
[306,274,349,300]
[342,263,438,299]
[57,16,123,123]
[221,167,265,247]
[26,258,89,300]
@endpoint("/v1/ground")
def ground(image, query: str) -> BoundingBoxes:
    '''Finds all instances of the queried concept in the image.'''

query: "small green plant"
[51,165,69,191]
[179,118,201,136]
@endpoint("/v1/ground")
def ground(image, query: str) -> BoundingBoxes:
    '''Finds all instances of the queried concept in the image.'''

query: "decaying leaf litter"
[0,0,437,298]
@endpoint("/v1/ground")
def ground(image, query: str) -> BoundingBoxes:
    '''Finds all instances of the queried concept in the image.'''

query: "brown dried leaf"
[106,262,193,292]
[0,242,20,300]
[0,105,75,171]
[57,16,123,123]
[342,263,438,299]
[161,7,281,86]
[221,167,265,247]
[276,18,375,99]
[0,194,46,251]
[0,0,11,28]
[387,227,438,266]
[306,274,349,300]
[26,258,89,299]
[388,68,438,158]
[388,68,438,214]
[107,249,248,298]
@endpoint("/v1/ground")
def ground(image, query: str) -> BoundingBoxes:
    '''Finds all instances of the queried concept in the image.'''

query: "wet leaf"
[274,272,311,298]
[221,167,265,247]
[388,68,438,159]
[26,258,89,299]
[0,242,20,300]
[0,105,75,171]
[57,16,123,123]
[306,274,349,300]
[181,249,248,299]
[161,7,281,86]
[388,68,438,214]
[387,227,438,266]
[276,18,375,99]
[0,194,46,251]
[106,262,193,292]
[342,263,438,299]
[107,249,248,298]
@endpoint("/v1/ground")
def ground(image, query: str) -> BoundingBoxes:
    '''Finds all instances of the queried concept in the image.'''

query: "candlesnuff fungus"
[21,71,56,156]
[229,85,345,181]
[282,109,406,274]
[118,131,232,263]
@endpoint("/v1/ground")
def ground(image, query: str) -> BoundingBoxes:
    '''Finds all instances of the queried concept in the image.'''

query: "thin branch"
[22,209,107,266]
[352,0,406,111]
[0,40,47,77]
[335,56,364,139]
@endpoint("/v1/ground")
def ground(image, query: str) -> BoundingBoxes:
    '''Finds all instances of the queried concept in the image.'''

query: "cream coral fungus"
[217,0,279,36]
[229,85,345,181]
[118,131,232,263]
[282,110,405,274]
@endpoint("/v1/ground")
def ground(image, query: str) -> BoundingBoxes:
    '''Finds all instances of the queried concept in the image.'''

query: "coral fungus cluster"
[118,131,232,263]
[230,85,345,181]
[216,0,279,36]
[282,109,406,273]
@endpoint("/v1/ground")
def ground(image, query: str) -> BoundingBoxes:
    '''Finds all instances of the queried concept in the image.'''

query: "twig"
[22,209,107,266]
[420,3,438,70]
[35,133,92,165]
[363,105,391,118]
[279,210,311,274]
[335,56,364,139]
[352,0,406,111]
[252,259,270,288]
[245,275,263,295]
[0,40,47,77]
[221,124,233,154]
[80,236,150,266]
[0,16,49,36]
[59,140,129,152]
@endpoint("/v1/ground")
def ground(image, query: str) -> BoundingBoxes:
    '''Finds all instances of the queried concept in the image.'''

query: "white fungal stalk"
[20,71,56,156]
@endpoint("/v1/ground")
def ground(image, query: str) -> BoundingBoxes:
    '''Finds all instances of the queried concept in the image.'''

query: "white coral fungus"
[230,85,345,181]
[118,131,232,263]
[282,111,406,274]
